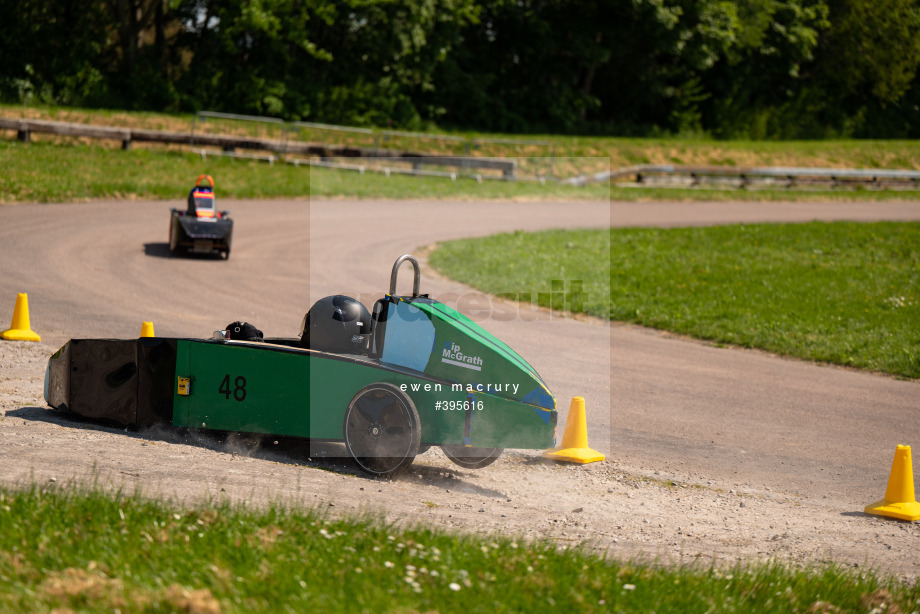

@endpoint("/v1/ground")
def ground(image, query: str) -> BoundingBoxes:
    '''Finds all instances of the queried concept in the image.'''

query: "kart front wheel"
[441,444,503,469]
[344,383,420,476]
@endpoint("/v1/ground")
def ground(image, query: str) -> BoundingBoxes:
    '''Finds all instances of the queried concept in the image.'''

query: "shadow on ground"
[143,242,225,260]
[143,242,171,258]
[7,405,509,497]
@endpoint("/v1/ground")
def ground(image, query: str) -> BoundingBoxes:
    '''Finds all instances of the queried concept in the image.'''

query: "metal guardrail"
[284,119,540,178]
[190,111,286,163]
[192,113,525,178]
[0,115,523,178]
[564,164,920,189]
[289,121,375,140]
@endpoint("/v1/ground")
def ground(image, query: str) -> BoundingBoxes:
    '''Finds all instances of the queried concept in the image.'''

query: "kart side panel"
[174,340,309,435]
[305,350,470,444]
[48,338,555,450]
[376,299,556,410]
[70,339,137,422]
[47,339,176,425]
[173,340,555,449]
[45,342,71,411]
[136,339,178,425]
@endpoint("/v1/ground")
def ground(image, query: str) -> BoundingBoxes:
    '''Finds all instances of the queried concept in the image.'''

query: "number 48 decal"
[218,374,247,401]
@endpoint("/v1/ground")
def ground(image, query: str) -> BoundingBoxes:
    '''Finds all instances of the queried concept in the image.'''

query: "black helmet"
[300,295,370,353]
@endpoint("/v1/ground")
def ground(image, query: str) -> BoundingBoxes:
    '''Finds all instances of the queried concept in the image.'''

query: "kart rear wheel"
[441,444,503,469]
[344,383,420,476]
[168,222,185,258]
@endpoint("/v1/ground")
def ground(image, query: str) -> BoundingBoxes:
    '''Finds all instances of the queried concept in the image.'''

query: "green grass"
[0,485,916,613]
[5,102,920,171]
[429,222,920,378]
[0,141,312,202]
[0,140,614,203]
[4,101,920,202]
[4,139,920,204]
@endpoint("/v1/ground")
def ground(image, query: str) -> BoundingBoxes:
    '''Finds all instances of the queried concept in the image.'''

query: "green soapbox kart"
[44,255,558,476]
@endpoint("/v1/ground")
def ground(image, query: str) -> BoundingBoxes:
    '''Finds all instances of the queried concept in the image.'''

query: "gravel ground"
[3,340,919,583]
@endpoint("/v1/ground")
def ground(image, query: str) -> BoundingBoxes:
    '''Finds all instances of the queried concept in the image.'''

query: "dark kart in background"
[169,174,233,259]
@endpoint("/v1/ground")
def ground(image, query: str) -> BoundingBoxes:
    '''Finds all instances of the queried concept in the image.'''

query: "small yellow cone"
[865,445,920,521]
[543,397,605,464]
[140,321,155,338]
[1,293,41,342]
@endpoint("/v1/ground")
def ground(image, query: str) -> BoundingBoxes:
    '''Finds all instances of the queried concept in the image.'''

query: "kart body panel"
[45,336,556,451]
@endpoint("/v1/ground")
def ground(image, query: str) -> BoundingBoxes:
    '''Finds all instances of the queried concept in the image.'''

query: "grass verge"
[429,222,920,378]
[0,141,311,203]
[5,102,920,171]
[0,140,614,203]
[4,139,920,204]
[0,485,916,613]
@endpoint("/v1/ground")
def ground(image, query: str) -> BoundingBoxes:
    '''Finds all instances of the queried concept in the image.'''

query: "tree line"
[2,0,919,138]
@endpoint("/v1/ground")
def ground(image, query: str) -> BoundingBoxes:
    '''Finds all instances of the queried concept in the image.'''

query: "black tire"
[441,444,503,469]
[168,220,184,258]
[344,383,420,476]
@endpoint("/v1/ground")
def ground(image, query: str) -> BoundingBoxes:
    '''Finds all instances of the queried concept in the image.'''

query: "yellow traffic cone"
[543,396,605,464]
[140,321,155,338]
[865,445,920,521]
[1,293,41,342]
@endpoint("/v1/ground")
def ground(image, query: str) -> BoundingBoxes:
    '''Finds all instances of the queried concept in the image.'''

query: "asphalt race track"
[1,197,919,510]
